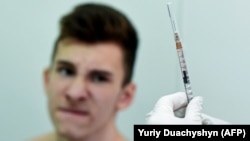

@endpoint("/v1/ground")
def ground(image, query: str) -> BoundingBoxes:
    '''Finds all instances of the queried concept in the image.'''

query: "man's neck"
[55,121,126,141]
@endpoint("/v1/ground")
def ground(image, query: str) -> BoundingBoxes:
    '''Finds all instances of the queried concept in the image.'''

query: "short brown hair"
[51,3,139,86]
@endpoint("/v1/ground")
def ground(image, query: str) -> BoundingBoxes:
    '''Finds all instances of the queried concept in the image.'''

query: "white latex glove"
[146,92,230,125]
[146,92,203,124]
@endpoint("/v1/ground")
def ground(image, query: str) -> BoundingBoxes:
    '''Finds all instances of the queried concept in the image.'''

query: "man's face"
[43,39,135,139]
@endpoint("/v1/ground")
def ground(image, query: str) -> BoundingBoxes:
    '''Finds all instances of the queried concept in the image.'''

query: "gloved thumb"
[185,96,203,123]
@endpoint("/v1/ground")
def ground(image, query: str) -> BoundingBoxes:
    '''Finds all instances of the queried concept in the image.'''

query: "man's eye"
[57,67,74,77]
[91,74,108,83]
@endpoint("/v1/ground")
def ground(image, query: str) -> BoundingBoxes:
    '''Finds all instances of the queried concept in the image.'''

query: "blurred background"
[0,0,249,140]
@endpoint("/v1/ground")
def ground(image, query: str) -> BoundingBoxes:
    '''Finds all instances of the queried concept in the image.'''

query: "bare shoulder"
[28,132,56,141]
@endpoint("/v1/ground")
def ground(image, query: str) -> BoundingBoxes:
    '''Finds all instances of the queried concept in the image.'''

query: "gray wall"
[0,0,249,141]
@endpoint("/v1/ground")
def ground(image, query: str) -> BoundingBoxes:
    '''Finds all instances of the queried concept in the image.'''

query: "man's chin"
[57,126,90,140]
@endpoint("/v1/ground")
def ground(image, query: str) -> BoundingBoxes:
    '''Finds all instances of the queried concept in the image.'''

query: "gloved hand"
[146,92,203,124]
[146,92,230,125]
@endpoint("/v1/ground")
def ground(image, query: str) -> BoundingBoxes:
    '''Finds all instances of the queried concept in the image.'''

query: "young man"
[31,2,228,141]
[33,3,138,141]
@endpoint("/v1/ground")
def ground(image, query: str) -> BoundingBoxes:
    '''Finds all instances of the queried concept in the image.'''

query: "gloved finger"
[185,96,203,123]
[153,92,188,116]
[145,112,173,124]
[201,113,213,125]
[170,92,188,111]
[201,113,230,125]
[174,106,186,118]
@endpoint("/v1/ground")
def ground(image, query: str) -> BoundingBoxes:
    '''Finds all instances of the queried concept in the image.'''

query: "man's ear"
[43,68,50,95]
[116,82,136,110]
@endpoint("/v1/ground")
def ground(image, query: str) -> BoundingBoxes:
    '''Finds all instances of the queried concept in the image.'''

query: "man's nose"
[66,77,88,102]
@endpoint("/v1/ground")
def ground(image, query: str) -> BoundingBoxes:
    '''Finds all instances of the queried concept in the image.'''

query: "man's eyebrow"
[89,69,113,77]
[54,60,113,77]
[55,60,75,68]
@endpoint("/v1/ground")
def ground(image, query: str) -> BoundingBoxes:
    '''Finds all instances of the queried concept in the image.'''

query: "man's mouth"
[58,107,89,116]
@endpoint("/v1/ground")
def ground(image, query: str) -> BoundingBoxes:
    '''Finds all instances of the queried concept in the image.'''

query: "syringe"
[167,2,194,103]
